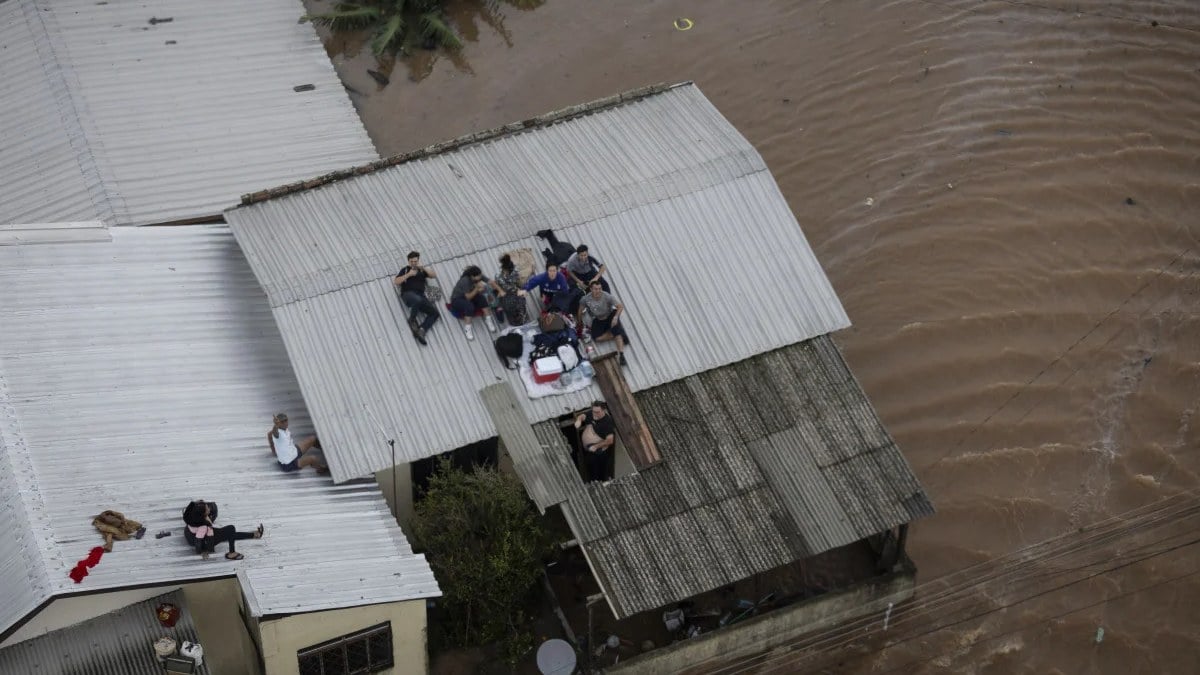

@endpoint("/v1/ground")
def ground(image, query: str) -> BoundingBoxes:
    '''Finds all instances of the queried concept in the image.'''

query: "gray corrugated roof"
[0,225,438,639]
[0,0,377,226]
[0,1,103,225]
[225,83,850,482]
[0,590,208,675]
[520,336,932,618]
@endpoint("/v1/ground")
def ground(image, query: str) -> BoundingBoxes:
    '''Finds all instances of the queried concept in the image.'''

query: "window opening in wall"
[297,621,393,675]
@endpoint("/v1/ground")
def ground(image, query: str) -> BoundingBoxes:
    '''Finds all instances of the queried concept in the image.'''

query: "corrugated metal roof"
[520,336,932,618]
[0,590,209,675]
[0,0,377,227]
[225,83,851,482]
[0,0,104,225]
[0,225,438,639]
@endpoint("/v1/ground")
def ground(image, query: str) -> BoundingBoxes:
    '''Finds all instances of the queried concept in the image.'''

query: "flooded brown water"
[310,0,1200,671]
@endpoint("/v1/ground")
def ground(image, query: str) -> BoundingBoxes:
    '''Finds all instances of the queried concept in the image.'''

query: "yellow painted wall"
[259,600,428,675]
[183,579,261,675]
[375,464,415,527]
[2,585,182,647]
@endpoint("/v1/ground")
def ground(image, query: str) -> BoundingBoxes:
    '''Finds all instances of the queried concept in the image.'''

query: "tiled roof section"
[0,225,438,639]
[522,336,933,618]
[0,590,209,675]
[0,0,377,226]
[225,84,850,481]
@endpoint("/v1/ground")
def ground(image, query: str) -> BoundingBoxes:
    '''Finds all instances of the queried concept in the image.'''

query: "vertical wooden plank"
[591,353,662,469]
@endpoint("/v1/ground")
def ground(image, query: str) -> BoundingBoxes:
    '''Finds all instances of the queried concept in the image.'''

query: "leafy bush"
[411,461,555,665]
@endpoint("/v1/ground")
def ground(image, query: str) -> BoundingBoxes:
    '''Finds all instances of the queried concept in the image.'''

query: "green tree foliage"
[411,462,555,664]
[303,0,544,58]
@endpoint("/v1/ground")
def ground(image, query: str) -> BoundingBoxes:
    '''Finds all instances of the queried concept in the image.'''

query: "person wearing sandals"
[181,500,263,561]
[269,413,327,473]
[394,251,440,345]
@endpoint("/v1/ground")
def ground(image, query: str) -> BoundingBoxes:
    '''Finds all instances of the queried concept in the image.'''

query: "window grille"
[297,622,393,675]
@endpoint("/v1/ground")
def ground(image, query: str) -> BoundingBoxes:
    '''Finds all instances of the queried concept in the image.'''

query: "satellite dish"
[536,638,577,675]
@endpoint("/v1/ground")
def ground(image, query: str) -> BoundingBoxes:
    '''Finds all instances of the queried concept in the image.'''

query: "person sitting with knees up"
[495,254,529,326]
[578,280,630,366]
[575,400,616,483]
[393,250,439,345]
[181,499,263,561]
[521,261,571,311]
[269,413,327,473]
[563,244,610,293]
[450,265,501,341]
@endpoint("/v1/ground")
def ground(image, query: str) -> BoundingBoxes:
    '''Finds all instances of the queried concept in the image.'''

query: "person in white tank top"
[268,413,327,473]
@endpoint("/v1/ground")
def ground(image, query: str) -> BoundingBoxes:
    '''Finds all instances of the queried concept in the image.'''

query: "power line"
[693,491,1200,674]
[718,533,1200,675]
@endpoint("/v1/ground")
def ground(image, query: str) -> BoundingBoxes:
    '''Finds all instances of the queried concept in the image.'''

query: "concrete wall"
[1,585,182,647]
[183,579,260,675]
[375,464,415,527]
[609,569,916,675]
[259,599,428,675]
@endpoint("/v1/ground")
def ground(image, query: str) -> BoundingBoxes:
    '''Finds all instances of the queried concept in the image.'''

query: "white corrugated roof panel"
[226,84,851,482]
[0,225,438,639]
[0,0,377,227]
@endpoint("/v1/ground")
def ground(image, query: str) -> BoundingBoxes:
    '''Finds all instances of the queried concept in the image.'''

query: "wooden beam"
[590,353,662,469]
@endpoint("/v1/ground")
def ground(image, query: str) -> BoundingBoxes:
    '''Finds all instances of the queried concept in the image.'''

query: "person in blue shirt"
[521,261,571,310]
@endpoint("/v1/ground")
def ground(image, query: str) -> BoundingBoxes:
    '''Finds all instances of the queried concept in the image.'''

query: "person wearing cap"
[268,414,327,473]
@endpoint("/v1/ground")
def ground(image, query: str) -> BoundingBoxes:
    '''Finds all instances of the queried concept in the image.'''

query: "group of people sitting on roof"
[391,231,630,365]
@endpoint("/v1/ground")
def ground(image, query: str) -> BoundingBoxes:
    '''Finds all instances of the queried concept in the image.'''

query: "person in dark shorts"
[577,280,630,366]
[268,413,326,473]
[394,251,440,345]
[450,265,501,340]
[575,400,617,482]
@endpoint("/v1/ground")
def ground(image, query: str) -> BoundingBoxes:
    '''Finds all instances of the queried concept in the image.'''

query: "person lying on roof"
[450,265,501,341]
[563,244,610,293]
[578,280,630,366]
[268,413,327,473]
[393,250,439,345]
[522,261,571,310]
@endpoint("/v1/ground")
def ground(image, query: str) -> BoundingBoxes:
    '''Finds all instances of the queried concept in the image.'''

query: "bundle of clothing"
[92,509,146,552]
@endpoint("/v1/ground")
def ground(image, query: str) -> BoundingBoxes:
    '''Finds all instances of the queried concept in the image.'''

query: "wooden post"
[590,353,662,469]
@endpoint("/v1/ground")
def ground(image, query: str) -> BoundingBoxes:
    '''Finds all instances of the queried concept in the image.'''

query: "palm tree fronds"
[501,0,545,10]
[370,13,406,56]
[302,3,381,30]
[418,12,463,50]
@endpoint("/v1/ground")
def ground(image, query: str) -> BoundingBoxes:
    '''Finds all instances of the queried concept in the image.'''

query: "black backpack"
[494,334,523,370]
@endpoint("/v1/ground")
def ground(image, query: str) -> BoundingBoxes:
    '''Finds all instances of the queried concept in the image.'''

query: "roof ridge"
[236,81,693,208]
[20,0,122,226]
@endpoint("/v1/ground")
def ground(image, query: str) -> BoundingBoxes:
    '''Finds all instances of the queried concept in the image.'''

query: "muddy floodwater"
[309,0,1200,672]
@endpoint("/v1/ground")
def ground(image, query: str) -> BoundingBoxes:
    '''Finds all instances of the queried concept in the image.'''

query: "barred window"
[297,622,393,675]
